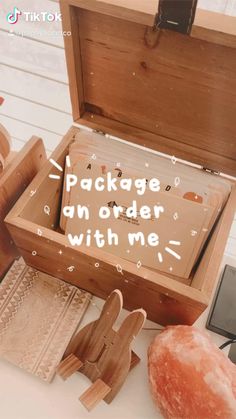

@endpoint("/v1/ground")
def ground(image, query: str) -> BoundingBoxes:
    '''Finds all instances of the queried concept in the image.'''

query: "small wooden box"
[5,0,236,325]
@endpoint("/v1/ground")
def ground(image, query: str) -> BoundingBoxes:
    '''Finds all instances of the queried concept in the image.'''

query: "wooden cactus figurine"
[57,289,146,411]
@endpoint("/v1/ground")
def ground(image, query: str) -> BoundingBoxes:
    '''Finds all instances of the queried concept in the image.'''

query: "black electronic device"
[206,265,236,339]
[228,343,236,364]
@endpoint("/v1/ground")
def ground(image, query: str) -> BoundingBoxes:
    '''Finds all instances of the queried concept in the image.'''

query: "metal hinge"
[202,167,220,176]
[93,129,106,136]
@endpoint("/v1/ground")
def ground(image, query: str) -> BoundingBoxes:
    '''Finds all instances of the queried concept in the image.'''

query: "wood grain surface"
[59,3,236,175]
[5,127,234,326]
[0,137,46,278]
[1,0,236,154]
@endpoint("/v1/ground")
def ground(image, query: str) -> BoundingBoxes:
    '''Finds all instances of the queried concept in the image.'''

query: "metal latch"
[202,167,220,176]
[154,0,198,35]
[93,129,106,136]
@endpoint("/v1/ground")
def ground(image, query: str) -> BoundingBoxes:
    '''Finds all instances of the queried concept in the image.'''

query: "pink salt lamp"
[148,326,236,418]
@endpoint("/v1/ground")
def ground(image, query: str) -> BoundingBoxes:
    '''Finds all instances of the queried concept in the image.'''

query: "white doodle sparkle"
[50,159,63,172]
[48,158,63,180]
[173,212,179,220]
[30,190,36,197]
[116,264,123,275]
[137,260,142,269]
[157,240,182,264]
[66,155,71,168]
[165,247,181,260]
[169,240,181,246]
[49,155,71,180]
[44,205,51,215]
[171,155,177,165]
[174,177,180,187]
[49,174,61,180]
[67,266,75,272]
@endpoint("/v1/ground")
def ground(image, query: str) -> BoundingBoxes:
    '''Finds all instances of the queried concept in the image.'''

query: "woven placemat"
[0,258,91,382]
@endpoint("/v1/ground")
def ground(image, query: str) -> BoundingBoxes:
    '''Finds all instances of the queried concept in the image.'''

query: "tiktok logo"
[6,7,22,24]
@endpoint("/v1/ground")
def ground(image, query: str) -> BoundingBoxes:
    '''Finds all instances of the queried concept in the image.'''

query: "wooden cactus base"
[57,290,146,411]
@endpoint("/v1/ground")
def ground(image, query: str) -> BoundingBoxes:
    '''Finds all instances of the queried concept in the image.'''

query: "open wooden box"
[5,0,236,325]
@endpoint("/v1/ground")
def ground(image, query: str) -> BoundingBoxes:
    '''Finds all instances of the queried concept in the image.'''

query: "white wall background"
[198,0,236,14]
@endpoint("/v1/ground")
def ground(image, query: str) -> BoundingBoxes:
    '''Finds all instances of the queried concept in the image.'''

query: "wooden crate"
[5,0,236,325]
[0,137,46,279]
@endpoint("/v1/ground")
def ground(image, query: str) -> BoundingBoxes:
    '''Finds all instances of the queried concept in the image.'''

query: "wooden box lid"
[60,0,236,176]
